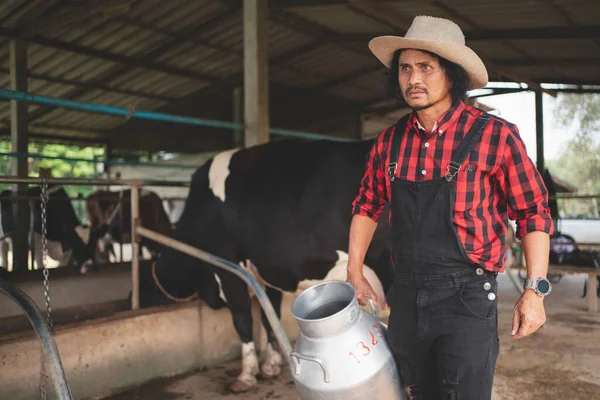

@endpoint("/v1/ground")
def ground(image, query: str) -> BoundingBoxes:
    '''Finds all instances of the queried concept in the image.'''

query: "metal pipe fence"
[0,88,352,143]
[0,174,294,372]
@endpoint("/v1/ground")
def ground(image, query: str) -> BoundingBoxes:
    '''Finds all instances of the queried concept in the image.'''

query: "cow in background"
[138,140,395,393]
[0,185,101,270]
[84,188,172,270]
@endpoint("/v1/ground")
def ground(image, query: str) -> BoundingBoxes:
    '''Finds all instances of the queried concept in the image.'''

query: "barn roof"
[1,0,599,154]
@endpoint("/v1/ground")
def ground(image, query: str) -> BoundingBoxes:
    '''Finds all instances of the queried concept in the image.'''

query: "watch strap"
[523,279,536,290]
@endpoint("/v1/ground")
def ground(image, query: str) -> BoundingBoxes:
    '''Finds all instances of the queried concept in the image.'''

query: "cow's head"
[147,242,227,310]
[139,163,231,310]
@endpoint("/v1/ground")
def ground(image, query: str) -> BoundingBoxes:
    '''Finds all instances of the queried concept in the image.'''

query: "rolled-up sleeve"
[501,124,554,239]
[351,133,389,222]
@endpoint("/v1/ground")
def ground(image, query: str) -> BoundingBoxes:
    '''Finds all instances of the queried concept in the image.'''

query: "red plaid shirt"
[352,101,554,272]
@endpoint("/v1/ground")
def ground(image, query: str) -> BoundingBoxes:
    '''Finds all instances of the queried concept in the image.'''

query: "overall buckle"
[445,161,461,182]
[387,162,398,181]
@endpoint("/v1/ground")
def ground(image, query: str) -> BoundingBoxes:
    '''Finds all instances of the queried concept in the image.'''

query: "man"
[346,16,554,400]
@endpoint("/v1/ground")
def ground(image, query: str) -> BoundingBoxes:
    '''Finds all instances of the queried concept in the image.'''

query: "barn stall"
[1,0,600,399]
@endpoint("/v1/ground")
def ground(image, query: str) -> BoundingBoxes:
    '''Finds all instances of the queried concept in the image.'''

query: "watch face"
[537,279,551,294]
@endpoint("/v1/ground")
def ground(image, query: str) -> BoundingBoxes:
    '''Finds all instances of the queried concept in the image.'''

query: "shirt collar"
[410,101,466,136]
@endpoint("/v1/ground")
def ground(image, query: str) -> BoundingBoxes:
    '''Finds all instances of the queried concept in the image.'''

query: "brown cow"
[85,189,172,270]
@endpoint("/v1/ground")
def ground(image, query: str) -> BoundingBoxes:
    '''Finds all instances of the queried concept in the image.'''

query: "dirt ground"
[105,271,600,400]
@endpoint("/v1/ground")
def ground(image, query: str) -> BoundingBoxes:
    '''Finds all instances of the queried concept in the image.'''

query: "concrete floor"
[102,270,600,400]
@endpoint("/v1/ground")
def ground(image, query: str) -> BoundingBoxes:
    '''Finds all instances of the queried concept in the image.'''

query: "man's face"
[398,49,452,111]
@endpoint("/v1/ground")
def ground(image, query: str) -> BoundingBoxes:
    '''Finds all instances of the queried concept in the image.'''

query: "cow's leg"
[0,239,8,268]
[259,286,284,379]
[33,232,43,269]
[218,271,259,393]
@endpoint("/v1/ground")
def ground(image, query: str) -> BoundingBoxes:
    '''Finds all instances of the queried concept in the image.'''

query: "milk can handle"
[365,296,378,317]
[290,351,330,383]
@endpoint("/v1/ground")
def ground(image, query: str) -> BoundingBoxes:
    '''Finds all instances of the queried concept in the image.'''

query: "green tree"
[546,93,600,218]
[0,141,105,223]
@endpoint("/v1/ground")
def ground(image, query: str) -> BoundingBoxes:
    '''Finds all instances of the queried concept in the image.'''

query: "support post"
[10,39,29,272]
[588,272,598,313]
[233,87,244,148]
[244,0,269,147]
[535,89,545,173]
[130,184,140,310]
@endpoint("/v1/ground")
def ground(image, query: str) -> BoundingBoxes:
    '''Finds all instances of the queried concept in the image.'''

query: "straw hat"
[369,15,488,89]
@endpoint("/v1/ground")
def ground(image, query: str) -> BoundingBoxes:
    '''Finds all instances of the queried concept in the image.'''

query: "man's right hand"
[347,272,384,309]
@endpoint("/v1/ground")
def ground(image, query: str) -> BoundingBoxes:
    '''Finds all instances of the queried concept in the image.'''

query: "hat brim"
[369,36,488,90]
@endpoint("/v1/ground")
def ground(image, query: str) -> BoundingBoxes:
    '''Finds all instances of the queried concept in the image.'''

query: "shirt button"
[487,292,496,301]
[424,142,430,148]
[421,169,426,175]
[438,129,444,134]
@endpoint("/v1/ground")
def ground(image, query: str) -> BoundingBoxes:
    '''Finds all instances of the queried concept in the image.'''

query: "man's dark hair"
[386,49,471,107]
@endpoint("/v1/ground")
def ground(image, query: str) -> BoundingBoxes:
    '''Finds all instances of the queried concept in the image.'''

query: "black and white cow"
[0,185,102,270]
[139,138,394,392]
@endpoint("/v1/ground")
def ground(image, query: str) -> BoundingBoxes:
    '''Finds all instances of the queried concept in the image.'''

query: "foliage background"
[546,93,600,219]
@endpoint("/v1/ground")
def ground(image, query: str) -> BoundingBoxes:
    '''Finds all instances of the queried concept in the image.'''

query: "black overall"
[385,113,499,400]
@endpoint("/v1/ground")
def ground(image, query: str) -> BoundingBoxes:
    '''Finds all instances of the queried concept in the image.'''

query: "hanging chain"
[41,174,53,330]
[40,172,52,400]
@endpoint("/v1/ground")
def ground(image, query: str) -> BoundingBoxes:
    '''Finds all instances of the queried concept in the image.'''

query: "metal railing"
[0,276,72,400]
[0,175,294,368]
[0,88,352,143]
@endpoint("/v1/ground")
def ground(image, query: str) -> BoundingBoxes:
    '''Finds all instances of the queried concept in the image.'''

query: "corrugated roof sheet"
[286,4,392,33]
[0,0,598,151]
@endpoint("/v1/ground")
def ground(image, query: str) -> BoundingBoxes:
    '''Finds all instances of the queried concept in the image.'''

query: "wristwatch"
[523,277,552,297]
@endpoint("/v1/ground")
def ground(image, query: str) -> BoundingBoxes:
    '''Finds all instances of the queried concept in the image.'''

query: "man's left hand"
[511,290,546,339]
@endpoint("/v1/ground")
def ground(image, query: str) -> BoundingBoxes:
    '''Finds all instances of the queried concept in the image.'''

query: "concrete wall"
[0,265,131,319]
[0,295,300,400]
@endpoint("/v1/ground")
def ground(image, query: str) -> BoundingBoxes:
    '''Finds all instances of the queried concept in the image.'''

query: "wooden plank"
[9,39,29,273]
[244,0,270,147]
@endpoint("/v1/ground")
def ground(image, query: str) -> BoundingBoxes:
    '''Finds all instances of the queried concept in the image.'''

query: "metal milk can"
[290,280,407,400]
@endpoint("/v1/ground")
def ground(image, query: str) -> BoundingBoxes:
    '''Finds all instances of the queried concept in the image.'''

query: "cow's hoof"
[260,362,281,379]
[229,379,255,393]
[79,259,96,274]
[260,343,283,379]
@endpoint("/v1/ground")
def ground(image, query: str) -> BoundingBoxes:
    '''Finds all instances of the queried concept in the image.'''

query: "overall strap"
[445,113,492,182]
[387,115,409,182]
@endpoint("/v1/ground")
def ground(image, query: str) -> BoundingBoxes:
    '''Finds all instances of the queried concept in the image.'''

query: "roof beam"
[432,0,556,97]
[480,59,556,97]
[498,58,600,67]
[114,15,241,59]
[113,39,336,122]
[0,122,108,144]
[268,8,367,55]
[14,6,239,123]
[536,78,600,86]
[312,64,383,91]
[0,0,60,27]
[0,27,223,85]
[341,25,600,43]
[469,25,600,40]
[0,68,176,103]
[17,0,132,37]
[338,1,557,96]
[540,0,600,51]
[346,0,414,31]
[116,16,344,91]
[468,88,530,98]
[270,0,396,8]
